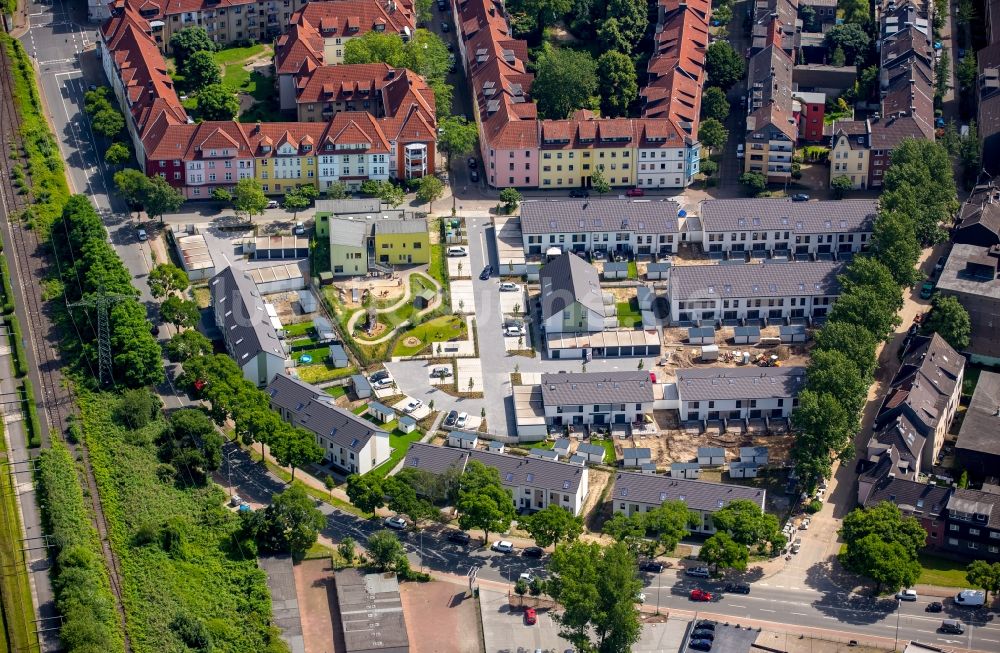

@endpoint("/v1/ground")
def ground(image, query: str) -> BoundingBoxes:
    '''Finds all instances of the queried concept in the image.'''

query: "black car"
[441,21,450,32]
[444,410,458,427]
[926,601,944,613]
[446,42,454,52]
[695,620,716,630]
[479,265,492,280]
[522,546,544,558]
[370,370,390,382]
[569,189,589,198]
[724,582,751,594]
[436,0,447,9]
[640,561,665,573]
[791,193,810,202]
[691,630,715,641]
[150,324,160,336]
[470,170,480,182]
[467,157,478,169]
[689,639,712,651]
[447,531,471,545]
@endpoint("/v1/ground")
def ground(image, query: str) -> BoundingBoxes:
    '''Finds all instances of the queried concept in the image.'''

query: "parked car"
[649,372,657,383]
[266,200,279,209]
[522,546,544,558]
[504,324,524,337]
[499,282,521,292]
[635,592,646,604]
[137,228,148,242]
[293,221,305,235]
[569,189,589,198]
[689,589,713,602]
[799,518,811,530]
[491,540,514,553]
[524,607,537,625]
[447,531,471,545]
[519,572,534,583]
[955,589,986,607]
[791,193,810,202]
[447,246,468,257]
[695,621,716,630]
[686,566,711,578]
[384,516,407,530]
[689,640,712,652]
[640,561,665,573]
[725,583,750,594]
[437,0,447,9]
[736,143,744,158]
[939,620,964,634]
[926,601,944,613]
[456,412,469,428]
[444,410,458,427]
[467,157,478,169]
[441,21,450,31]
[691,630,715,640]
[896,589,918,601]
[404,398,423,413]
[479,265,492,280]
[625,187,645,197]
[470,170,479,182]
[919,281,935,299]
[934,256,946,275]
[431,366,453,378]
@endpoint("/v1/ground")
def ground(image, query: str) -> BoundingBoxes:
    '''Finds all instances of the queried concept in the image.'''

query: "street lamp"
[226,446,236,499]
[893,597,901,651]
[655,569,662,616]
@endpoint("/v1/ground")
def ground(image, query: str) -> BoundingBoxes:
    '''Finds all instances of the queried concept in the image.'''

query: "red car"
[524,607,537,625]
[690,589,713,602]
[649,372,657,383]
[626,188,645,197]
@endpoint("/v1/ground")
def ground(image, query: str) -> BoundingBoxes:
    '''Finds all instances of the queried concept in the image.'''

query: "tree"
[644,500,698,555]
[233,178,268,222]
[298,184,320,201]
[514,578,529,602]
[162,408,222,481]
[936,50,950,100]
[263,483,325,561]
[367,530,405,571]
[270,426,324,481]
[831,175,854,199]
[739,171,767,196]
[711,499,782,553]
[169,27,215,69]
[869,210,922,287]
[104,142,130,166]
[699,118,728,152]
[114,388,158,430]
[522,504,583,547]
[196,83,240,121]
[714,2,733,24]
[700,159,718,176]
[384,475,436,527]
[160,296,201,328]
[145,174,185,223]
[823,23,870,66]
[110,300,165,387]
[596,51,637,117]
[966,561,1000,601]
[601,512,646,553]
[881,140,959,245]
[828,286,901,342]
[547,541,642,653]
[840,502,926,592]
[806,348,869,417]
[499,187,521,214]
[283,188,311,218]
[591,167,611,196]
[799,4,820,31]
[183,50,222,91]
[700,87,730,122]
[148,263,190,298]
[92,108,125,138]
[165,329,213,362]
[597,0,646,54]
[377,181,406,208]
[438,116,479,171]
[706,41,744,90]
[346,473,386,515]
[813,321,878,379]
[840,0,870,24]
[212,186,232,202]
[344,31,407,68]
[338,536,357,565]
[923,294,971,350]
[532,45,598,119]
[699,532,749,571]
[114,168,150,217]
[327,181,349,199]
[513,0,574,34]
[791,390,856,487]
[416,175,444,211]
[456,460,516,545]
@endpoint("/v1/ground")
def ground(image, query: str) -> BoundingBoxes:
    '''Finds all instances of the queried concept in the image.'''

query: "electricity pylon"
[68,286,131,386]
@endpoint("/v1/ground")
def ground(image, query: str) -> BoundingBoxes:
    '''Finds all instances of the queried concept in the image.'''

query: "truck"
[954,589,986,607]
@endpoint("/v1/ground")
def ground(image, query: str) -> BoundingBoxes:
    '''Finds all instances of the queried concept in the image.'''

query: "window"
[948,537,959,546]
[950,524,960,531]
[970,528,980,536]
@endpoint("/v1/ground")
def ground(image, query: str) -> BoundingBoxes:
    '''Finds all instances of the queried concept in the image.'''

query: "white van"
[447,246,468,257]
[955,589,986,607]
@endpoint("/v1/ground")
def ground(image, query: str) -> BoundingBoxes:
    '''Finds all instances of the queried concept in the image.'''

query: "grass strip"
[19,382,41,448]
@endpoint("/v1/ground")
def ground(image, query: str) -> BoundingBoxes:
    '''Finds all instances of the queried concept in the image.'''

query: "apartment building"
[540,253,613,335]
[978,0,1000,174]
[538,112,637,189]
[941,487,1000,561]
[210,266,288,387]
[404,442,591,515]
[699,198,876,257]
[829,120,872,189]
[267,373,391,474]
[290,64,434,124]
[953,371,1000,479]
[520,200,681,257]
[751,0,799,58]
[675,367,807,422]
[667,260,843,324]
[611,471,766,534]
[540,372,654,427]
[744,45,797,182]
[935,244,1000,365]
[323,210,429,274]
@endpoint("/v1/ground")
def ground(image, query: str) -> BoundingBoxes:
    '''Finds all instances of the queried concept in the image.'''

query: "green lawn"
[627,261,638,280]
[365,417,425,479]
[214,44,266,66]
[352,404,368,415]
[325,385,347,399]
[589,438,616,464]
[428,243,450,289]
[392,315,467,357]
[917,553,972,588]
[297,363,357,385]
[284,321,314,338]
[616,298,642,328]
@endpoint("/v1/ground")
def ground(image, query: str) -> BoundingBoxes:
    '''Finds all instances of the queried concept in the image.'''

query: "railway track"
[0,42,132,652]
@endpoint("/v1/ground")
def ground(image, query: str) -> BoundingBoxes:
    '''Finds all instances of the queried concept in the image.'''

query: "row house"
[538,112,637,189]
[520,199,681,257]
[935,243,1000,366]
[942,487,1000,561]
[539,253,612,335]
[751,0,799,59]
[675,367,806,422]
[404,442,591,516]
[699,198,876,258]
[744,45,798,182]
[292,64,434,124]
[612,471,766,534]
[666,260,843,324]
[539,372,655,427]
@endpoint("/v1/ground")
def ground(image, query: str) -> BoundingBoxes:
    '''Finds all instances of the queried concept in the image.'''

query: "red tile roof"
[289,0,415,41]
[293,63,435,122]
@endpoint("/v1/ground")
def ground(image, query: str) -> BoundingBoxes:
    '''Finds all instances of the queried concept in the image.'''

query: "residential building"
[794,91,827,143]
[744,45,798,182]
[856,468,951,548]
[539,253,614,335]
[539,371,655,427]
[667,261,843,324]
[871,334,965,473]
[266,373,390,474]
[335,569,410,653]
[935,244,1000,365]
[611,471,766,534]
[244,122,324,195]
[953,179,1000,247]
[520,199,681,257]
[941,487,1000,561]
[403,442,591,515]
[289,63,434,124]
[751,0,800,58]
[978,41,1000,175]
[829,120,872,189]
[322,211,428,275]
[675,367,807,422]
[537,111,639,189]
[954,371,1000,479]
[210,266,288,387]
[374,218,430,265]
[799,0,837,29]
[699,198,876,257]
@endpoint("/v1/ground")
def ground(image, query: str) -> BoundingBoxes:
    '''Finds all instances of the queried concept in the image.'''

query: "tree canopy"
[823,23,871,66]
[169,27,215,69]
[522,504,583,548]
[699,532,749,571]
[182,50,222,91]
[532,45,598,119]
[165,330,213,363]
[416,175,445,210]
[706,41,744,90]
[699,118,728,151]
[966,560,1000,600]
[269,425,324,482]
[196,84,240,121]
[700,87,730,122]
[711,499,784,553]
[253,483,325,561]
[437,116,479,164]
[456,460,516,544]
[596,51,637,117]
[148,263,190,298]
[233,178,268,222]
[840,502,925,592]
[160,296,201,328]
[923,294,971,351]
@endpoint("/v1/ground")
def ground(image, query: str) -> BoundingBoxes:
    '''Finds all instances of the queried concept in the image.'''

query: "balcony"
[403,143,427,179]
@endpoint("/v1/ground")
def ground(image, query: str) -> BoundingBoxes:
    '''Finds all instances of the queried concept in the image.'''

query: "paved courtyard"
[456,358,484,394]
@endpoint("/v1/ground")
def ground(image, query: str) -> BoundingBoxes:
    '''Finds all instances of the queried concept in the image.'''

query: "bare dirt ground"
[608,287,635,303]
[399,581,481,653]
[293,558,343,653]
[267,290,314,326]
[577,468,612,521]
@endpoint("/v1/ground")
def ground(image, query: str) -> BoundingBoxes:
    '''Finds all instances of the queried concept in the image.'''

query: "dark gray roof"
[779,325,807,335]
[376,219,427,235]
[368,401,394,415]
[623,448,652,458]
[948,488,1000,525]
[671,462,701,470]
[700,199,877,234]
[334,569,409,653]
[267,374,388,453]
[576,443,605,456]
[612,471,765,511]
[604,262,629,272]
[730,461,759,470]
[688,327,715,338]
[540,371,654,406]
[640,463,657,471]
[329,344,348,359]
[862,475,951,515]
[211,267,285,364]
[451,430,479,442]
[399,414,417,425]
[352,374,372,390]
[955,371,1000,457]
[734,326,761,336]
[647,262,672,271]
[678,367,807,402]
[521,199,681,235]
[739,446,769,458]
[404,442,587,494]
[670,261,843,300]
[540,253,604,318]
[531,448,560,460]
[553,438,571,451]
[698,447,726,457]
[315,198,383,214]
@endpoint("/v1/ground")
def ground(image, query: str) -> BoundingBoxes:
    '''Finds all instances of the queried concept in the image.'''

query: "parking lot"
[451,280,476,314]
[456,358,484,393]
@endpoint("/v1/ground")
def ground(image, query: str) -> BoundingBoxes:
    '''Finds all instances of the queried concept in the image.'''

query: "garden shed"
[733,326,761,345]
[368,401,395,424]
[603,261,629,280]
[688,327,715,344]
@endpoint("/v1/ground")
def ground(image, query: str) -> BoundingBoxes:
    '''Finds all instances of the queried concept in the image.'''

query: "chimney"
[255,120,262,134]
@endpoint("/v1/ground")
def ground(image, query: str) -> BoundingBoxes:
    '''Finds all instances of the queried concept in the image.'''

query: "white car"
[799,518,811,530]
[447,246,468,257]
[372,377,394,389]
[137,228,148,242]
[636,593,646,604]
[404,398,423,413]
[430,366,453,378]
[491,540,514,553]
[499,282,521,292]
[519,572,534,583]
[384,516,407,530]
[504,325,524,337]
[736,143,745,158]
[456,412,469,428]
[896,589,918,601]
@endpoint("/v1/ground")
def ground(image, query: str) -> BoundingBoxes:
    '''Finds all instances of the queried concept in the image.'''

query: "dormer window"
[302,144,312,152]
[261,145,271,153]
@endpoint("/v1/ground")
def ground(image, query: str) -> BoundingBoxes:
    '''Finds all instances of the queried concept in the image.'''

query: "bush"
[806,499,823,514]
[21,381,41,447]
